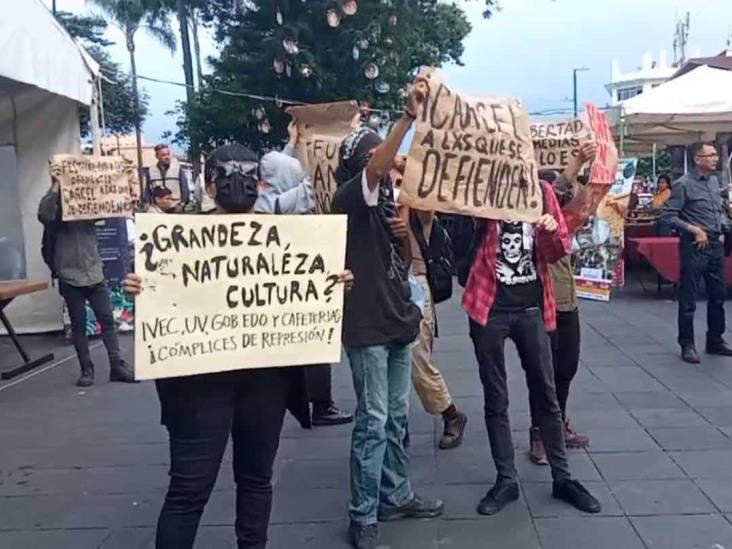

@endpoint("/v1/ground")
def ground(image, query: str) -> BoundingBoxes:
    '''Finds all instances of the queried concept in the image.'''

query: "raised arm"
[364,75,429,191]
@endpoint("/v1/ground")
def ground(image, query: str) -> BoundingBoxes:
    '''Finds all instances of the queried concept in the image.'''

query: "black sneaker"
[552,479,601,513]
[109,360,138,383]
[312,403,353,426]
[706,340,732,356]
[76,364,94,388]
[378,494,444,521]
[348,522,378,549]
[477,480,519,516]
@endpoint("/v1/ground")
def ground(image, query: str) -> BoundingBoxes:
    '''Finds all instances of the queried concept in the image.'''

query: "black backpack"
[410,212,454,304]
[41,221,61,280]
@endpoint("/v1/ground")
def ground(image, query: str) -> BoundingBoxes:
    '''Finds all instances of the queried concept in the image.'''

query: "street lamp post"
[573,67,589,118]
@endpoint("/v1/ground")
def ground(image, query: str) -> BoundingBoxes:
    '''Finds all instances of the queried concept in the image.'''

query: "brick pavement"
[3,280,732,548]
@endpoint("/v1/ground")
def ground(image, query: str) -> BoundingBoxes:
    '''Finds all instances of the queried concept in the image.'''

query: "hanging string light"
[343,0,358,16]
[326,8,341,27]
[364,62,379,80]
[282,38,299,55]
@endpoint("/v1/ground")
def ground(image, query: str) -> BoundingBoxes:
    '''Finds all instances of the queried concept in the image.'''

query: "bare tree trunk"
[127,32,144,194]
[190,9,204,88]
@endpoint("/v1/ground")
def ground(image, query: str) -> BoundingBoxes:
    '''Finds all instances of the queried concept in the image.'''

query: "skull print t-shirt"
[493,221,542,312]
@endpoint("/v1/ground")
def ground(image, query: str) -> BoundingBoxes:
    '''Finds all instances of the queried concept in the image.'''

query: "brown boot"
[564,419,590,448]
[439,407,467,450]
[529,427,549,465]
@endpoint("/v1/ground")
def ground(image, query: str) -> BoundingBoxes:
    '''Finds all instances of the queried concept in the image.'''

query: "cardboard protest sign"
[561,103,619,235]
[572,157,638,302]
[530,119,593,171]
[585,102,617,184]
[401,71,541,222]
[134,214,347,380]
[50,155,134,221]
[286,101,359,214]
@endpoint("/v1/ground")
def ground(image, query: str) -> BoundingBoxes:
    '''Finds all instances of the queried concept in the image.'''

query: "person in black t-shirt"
[331,75,444,549]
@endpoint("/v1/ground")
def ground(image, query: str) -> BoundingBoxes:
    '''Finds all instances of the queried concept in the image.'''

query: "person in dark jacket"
[123,144,353,549]
[38,176,136,387]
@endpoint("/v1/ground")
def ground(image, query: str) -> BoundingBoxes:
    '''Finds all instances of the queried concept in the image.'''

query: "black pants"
[470,308,570,482]
[59,281,120,369]
[530,309,580,426]
[155,369,288,549]
[305,364,332,406]
[678,237,726,347]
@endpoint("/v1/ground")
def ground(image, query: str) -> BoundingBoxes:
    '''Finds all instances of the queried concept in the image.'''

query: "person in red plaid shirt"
[461,179,601,517]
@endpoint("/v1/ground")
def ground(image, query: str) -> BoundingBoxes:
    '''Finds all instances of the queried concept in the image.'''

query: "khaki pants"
[411,275,453,415]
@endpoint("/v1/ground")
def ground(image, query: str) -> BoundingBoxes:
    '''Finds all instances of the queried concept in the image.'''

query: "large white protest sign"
[50,154,134,221]
[401,70,542,222]
[134,214,347,380]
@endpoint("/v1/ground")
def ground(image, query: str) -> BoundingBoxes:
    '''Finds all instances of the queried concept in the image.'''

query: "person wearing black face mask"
[123,144,354,549]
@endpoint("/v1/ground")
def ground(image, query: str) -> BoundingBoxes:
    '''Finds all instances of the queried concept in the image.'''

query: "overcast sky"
[45,0,731,146]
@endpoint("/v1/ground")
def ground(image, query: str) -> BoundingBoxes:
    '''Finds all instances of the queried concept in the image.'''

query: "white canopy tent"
[0,0,98,332]
[613,65,732,154]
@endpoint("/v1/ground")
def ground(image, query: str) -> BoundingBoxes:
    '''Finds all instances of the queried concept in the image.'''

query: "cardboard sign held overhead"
[50,155,134,221]
[400,71,542,222]
[134,213,347,380]
[287,101,360,214]
[530,119,594,171]
[561,103,620,235]
[585,102,617,185]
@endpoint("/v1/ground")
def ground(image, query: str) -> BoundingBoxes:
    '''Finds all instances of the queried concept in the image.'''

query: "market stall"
[0,0,98,333]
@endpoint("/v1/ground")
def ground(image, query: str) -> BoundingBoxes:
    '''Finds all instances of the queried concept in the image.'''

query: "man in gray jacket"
[38,176,136,387]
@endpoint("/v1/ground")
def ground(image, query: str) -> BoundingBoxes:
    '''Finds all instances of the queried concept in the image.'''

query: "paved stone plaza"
[4,280,732,548]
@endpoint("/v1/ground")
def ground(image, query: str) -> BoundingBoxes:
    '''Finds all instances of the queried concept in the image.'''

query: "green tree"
[56,11,150,138]
[179,0,492,152]
[89,0,176,183]
[636,149,674,181]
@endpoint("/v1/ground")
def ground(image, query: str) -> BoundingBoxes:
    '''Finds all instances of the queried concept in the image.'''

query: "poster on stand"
[573,158,638,302]
[63,218,134,339]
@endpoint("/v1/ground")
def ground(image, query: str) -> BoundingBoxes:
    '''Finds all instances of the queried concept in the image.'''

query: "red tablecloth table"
[628,237,732,287]
[624,223,658,264]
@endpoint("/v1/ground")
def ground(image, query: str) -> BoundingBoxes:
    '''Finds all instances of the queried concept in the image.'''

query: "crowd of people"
[36,74,732,549]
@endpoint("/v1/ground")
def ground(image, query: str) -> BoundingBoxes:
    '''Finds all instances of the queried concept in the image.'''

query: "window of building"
[618,86,643,101]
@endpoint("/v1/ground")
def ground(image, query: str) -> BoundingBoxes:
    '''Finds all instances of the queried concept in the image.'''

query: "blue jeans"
[346,343,414,525]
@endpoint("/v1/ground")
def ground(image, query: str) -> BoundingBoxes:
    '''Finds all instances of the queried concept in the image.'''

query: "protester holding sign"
[123,143,353,549]
[38,174,136,387]
[528,143,596,466]
[332,75,445,549]
[460,184,601,516]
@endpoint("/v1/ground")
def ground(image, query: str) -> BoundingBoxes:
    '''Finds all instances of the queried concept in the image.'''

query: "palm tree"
[90,0,176,189]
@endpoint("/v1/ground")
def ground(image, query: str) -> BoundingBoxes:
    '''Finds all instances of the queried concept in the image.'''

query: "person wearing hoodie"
[256,149,354,427]
[123,143,354,549]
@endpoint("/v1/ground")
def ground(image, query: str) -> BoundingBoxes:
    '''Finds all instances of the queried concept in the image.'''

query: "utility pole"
[52,0,56,15]
[573,67,589,118]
